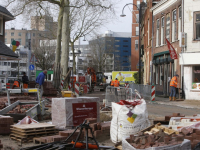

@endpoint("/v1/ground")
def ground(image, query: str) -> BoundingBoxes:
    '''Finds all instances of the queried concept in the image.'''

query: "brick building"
[151,0,182,96]
[140,0,160,85]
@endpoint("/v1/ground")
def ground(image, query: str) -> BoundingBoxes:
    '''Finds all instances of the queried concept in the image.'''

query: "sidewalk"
[149,96,200,109]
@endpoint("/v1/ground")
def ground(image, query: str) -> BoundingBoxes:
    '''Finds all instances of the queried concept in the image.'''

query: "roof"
[0,40,18,58]
[0,5,14,21]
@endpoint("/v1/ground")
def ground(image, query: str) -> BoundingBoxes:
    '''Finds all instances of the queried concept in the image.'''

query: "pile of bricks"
[0,97,18,109]
[165,113,185,121]
[180,128,200,149]
[7,104,35,114]
[0,115,13,134]
[85,118,111,140]
[0,140,3,150]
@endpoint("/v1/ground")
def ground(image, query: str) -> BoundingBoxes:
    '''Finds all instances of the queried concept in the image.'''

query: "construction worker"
[169,74,179,101]
[22,72,29,96]
[36,70,47,98]
[110,79,114,86]
[114,78,120,96]
[12,80,20,89]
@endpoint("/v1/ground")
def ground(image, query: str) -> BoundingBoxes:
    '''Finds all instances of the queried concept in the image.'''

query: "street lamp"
[120,3,142,84]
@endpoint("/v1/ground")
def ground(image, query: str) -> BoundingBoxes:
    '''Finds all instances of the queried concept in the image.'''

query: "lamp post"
[120,3,142,84]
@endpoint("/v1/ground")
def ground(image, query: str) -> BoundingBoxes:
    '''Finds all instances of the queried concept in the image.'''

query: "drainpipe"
[151,13,154,84]
[181,0,184,99]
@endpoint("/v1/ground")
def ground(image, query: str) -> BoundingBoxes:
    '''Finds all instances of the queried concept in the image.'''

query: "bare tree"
[3,0,116,89]
[32,40,55,70]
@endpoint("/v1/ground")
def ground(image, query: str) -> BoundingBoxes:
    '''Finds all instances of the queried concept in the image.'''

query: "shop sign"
[192,83,200,89]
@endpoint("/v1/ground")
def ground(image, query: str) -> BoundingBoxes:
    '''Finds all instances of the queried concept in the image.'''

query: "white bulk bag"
[110,99,150,143]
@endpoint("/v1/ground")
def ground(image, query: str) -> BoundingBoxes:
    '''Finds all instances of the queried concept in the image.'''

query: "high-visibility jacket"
[114,80,120,87]
[12,81,20,89]
[111,80,114,86]
[170,76,178,88]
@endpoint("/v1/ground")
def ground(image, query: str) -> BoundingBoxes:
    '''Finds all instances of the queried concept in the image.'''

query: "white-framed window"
[18,32,21,36]
[5,38,7,44]
[136,14,139,23]
[11,32,14,36]
[156,19,159,47]
[156,65,158,84]
[194,11,200,40]
[166,13,170,42]
[136,27,139,36]
[161,17,165,45]
[18,38,21,45]
[135,40,138,50]
[137,1,140,9]
[178,6,182,40]
[160,65,162,85]
[11,38,14,43]
[0,17,3,35]
[172,10,177,42]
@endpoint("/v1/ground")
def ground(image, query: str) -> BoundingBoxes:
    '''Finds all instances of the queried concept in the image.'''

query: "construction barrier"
[75,82,80,97]
[61,79,64,90]
[68,82,72,91]
[151,84,155,101]
[129,83,154,100]
[6,83,11,89]
[105,86,132,106]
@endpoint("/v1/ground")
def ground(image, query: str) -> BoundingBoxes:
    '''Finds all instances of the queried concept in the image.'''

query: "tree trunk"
[53,5,64,89]
[71,42,76,74]
[61,0,70,78]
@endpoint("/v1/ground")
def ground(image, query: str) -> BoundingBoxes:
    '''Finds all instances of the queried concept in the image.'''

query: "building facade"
[179,0,200,100]
[151,0,182,96]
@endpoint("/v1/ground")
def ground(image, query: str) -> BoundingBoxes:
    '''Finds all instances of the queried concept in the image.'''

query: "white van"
[104,72,112,85]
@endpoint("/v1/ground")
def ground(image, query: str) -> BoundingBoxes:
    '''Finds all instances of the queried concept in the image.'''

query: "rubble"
[0,115,13,134]
[7,104,34,114]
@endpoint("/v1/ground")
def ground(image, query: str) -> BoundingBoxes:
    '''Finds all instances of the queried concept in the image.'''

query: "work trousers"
[170,86,176,97]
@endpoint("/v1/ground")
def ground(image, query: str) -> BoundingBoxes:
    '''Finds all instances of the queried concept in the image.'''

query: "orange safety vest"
[111,80,114,86]
[114,80,120,87]
[170,76,178,88]
[12,81,20,89]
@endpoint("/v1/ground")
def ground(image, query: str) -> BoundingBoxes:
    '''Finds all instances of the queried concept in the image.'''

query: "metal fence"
[129,83,152,100]
[105,86,132,106]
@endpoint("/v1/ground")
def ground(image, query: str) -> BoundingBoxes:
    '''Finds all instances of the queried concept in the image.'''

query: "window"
[11,38,14,43]
[123,50,128,52]
[5,32,7,36]
[136,14,139,23]
[156,19,159,46]
[161,17,165,45]
[11,32,14,36]
[137,1,140,9]
[18,38,21,45]
[135,40,138,50]
[160,65,162,85]
[123,61,128,63]
[123,56,128,58]
[192,66,200,87]
[115,40,120,42]
[5,38,7,44]
[123,45,128,47]
[172,10,177,42]
[115,55,120,58]
[123,40,128,42]
[178,6,182,40]
[115,45,120,47]
[18,32,21,36]
[166,13,170,42]
[115,50,120,52]
[4,62,7,66]
[156,66,158,84]
[194,12,200,40]
[0,18,3,35]
[136,27,139,36]
[11,62,18,68]
[33,33,35,37]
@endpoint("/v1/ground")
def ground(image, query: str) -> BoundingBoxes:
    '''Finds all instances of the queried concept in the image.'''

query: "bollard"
[87,83,90,93]
[61,79,64,90]
[68,82,72,91]
[151,84,155,101]
[75,82,80,97]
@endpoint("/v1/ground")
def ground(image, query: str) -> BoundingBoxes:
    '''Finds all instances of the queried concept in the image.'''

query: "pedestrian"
[12,80,20,89]
[36,70,47,99]
[169,74,179,101]
[114,78,120,96]
[22,72,29,96]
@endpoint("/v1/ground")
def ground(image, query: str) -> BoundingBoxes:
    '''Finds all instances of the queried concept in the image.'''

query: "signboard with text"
[72,102,97,126]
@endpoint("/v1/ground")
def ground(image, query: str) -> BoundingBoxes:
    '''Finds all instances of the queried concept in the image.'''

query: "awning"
[0,55,20,61]
[179,53,200,65]
[153,51,169,58]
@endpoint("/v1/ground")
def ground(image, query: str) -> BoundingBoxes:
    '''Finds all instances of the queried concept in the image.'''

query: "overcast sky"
[1,0,133,44]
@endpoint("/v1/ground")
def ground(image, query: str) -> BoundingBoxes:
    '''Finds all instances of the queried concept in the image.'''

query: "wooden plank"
[11,123,55,130]
[11,127,55,133]
[11,130,58,136]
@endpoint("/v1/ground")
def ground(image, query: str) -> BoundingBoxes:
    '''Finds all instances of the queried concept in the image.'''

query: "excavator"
[86,67,106,92]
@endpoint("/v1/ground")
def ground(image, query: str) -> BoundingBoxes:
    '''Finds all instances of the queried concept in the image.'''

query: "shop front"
[180,53,200,100]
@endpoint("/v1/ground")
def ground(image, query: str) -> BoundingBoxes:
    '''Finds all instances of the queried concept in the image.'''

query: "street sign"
[29,64,35,70]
